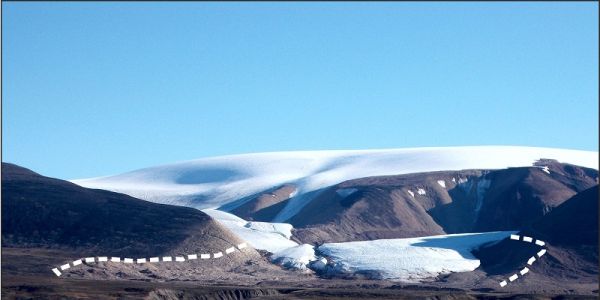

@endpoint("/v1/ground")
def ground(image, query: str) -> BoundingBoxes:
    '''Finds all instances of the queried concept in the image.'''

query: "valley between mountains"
[2,146,598,299]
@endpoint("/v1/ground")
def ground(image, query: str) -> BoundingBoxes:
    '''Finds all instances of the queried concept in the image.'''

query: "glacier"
[318,231,515,282]
[71,146,598,221]
[201,209,297,253]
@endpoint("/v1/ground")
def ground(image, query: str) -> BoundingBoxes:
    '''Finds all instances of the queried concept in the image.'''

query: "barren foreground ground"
[2,248,597,300]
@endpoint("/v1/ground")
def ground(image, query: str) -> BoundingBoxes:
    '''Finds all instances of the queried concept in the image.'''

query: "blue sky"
[3,2,598,179]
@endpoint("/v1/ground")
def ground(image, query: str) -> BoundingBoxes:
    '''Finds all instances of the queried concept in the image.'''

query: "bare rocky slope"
[227,184,297,221]
[474,185,598,286]
[529,184,598,246]
[1,163,282,281]
[274,162,597,244]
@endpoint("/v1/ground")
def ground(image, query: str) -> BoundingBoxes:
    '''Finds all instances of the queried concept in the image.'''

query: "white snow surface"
[318,231,514,282]
[245,222,294,239]
[541,166,551,174]
[201,209,297,253]
[205,209,316,270]
[271,244,317,270]
[336,188,358,198]
[72,146,598,221]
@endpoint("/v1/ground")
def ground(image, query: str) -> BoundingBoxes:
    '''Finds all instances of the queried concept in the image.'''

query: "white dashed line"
[537,249,546,257]
[499,235,547,287]
[52,243,248,276]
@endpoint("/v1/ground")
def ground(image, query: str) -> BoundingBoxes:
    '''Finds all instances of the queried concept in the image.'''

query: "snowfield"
[318,231,515,282]
[72,146,598,221]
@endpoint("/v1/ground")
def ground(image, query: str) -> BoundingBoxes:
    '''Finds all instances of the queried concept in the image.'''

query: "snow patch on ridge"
[289,188,299,198]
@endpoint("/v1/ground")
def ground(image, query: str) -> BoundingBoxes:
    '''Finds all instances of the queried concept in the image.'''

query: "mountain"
[529,185,598,246]
[2,151,598,297]
[72,146,598,223]
[474,185,598,283]
[0,162,310,293]
[287,163,596,244]
[1,162,260,263]
[289,170,482,243]
[227,184,297,221]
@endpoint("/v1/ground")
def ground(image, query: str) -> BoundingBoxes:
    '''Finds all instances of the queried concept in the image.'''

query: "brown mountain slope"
[474,185,598,282]
[1,163,263,269]
[227,184,297,221]
[287,162,597,244]
[0,163,312,290]
[471,163,597,232]
[290,170,483,244]
[530,185,598,246]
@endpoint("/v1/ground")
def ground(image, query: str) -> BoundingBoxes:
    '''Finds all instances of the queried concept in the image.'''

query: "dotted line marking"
[499,235,546,287]
[51,243,248,277]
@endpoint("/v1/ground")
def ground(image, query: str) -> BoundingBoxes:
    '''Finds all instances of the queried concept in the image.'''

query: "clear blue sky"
[3,2,598,179]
